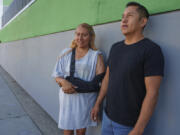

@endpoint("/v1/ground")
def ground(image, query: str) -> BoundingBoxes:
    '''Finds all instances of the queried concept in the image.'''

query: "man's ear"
[141,17,148,28]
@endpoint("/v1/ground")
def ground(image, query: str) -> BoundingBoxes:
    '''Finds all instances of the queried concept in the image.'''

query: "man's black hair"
[126,2,149,19]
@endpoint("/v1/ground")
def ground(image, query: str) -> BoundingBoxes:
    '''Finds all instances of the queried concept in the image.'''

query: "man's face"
[121,6,144,36]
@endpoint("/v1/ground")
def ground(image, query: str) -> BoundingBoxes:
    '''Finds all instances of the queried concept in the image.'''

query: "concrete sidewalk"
[0,66,63,135]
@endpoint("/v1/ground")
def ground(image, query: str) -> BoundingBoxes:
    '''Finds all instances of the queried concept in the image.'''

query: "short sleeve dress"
[52,48,100,130]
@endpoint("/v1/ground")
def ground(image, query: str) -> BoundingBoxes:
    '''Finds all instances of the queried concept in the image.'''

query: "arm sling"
[65,48,105,93]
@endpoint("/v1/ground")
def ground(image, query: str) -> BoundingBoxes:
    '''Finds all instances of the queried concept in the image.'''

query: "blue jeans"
[101,111,133,135]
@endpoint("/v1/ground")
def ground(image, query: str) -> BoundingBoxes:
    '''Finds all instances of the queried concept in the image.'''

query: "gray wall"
[3,6,8,12]
[0,11,180,135]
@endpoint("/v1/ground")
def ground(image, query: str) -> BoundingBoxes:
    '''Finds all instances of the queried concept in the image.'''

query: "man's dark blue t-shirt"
[105,38,164,126]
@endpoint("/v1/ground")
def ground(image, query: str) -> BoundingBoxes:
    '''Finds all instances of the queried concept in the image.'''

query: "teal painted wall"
[0,0,180,42]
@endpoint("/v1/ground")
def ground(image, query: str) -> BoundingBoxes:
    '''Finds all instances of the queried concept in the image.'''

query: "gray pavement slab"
[0,116,42,135]
[0,76,26,119]
[0,66,63,135]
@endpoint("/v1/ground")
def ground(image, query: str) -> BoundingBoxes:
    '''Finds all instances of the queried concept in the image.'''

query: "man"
[91,2,164,135]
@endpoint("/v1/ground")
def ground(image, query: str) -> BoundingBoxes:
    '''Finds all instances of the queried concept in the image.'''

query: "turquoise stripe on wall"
[0,0,180,42]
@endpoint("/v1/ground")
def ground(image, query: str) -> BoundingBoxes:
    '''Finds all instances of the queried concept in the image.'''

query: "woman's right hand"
[55,77,77,94]
[61,79,77,94]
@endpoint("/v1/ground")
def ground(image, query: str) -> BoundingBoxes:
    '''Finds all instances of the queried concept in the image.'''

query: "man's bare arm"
[129,76,162,135]
[91,66,109,121]
[96,54,105,75]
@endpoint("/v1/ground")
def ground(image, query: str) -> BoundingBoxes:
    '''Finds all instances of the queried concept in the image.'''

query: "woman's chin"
[77,45,89,49]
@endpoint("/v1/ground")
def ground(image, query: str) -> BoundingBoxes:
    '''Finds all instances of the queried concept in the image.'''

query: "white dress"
[52,48,100,130]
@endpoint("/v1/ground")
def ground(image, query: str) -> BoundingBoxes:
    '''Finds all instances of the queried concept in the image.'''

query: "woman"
[52,23,105,135]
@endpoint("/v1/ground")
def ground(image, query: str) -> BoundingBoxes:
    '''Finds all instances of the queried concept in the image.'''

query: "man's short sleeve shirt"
[106,38,164,126]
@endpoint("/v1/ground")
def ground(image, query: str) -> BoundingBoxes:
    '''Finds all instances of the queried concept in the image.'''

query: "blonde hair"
[70,23,97,50]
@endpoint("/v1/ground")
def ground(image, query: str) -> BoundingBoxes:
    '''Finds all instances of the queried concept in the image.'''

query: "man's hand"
[128,128,143,135]
[91,104,100,121]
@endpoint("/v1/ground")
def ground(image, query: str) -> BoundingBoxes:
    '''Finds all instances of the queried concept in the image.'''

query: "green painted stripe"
[3,0,13,6]
[0,0,180,42]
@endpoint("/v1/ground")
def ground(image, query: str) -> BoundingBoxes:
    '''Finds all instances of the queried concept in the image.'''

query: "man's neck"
[124,33,144,45]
